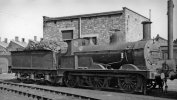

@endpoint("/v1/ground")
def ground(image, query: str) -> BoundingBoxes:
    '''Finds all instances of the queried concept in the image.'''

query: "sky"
[0,0,176,42]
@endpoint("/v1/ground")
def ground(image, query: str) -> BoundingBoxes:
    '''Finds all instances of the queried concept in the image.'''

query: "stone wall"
[43,19,79,42]
[81,14,125,45]
[43,13,125,45]
[43,8,150,44]
[124,8,150,42]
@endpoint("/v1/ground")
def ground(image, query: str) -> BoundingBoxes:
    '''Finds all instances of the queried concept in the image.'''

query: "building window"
[81,34,98,46]
[83,37,97,45]
[91,37,97,45]
[62,30,73,41]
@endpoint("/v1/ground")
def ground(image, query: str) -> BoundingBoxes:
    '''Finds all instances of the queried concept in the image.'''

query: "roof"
[123,7,149,20]
[11,40,28,48]
[155,34,167,41]
[44,9,124,22]
[28,39,38,44]
[0,42,8,48]
[44,7,149,22]
[155,34,177,47]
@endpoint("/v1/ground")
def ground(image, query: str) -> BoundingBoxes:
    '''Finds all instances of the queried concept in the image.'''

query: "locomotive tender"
[11,0,176,94]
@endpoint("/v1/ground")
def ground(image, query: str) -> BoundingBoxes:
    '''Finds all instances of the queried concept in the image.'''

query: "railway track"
[0,80,99,100]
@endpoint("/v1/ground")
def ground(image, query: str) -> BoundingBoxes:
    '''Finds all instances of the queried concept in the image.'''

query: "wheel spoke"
[90,77,105,89]
[64,75,77,88]
[118,75,142,93]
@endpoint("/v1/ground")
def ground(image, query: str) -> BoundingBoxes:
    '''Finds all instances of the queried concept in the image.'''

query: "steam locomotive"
[11,37,176,94]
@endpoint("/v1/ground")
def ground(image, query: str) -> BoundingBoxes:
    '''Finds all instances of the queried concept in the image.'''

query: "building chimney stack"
[34,36,37,41]
[4,38,8,43]
[22,38,25,42]
[142,21,152,40]
[15,36,19,42]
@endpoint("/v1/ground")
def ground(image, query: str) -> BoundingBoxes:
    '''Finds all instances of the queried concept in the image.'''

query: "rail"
[0,80,99,100]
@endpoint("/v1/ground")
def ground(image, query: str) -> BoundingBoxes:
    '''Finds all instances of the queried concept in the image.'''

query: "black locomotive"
[11,38,176,94]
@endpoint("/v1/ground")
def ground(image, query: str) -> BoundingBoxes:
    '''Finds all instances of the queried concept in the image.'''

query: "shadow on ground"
[146,89,177,100]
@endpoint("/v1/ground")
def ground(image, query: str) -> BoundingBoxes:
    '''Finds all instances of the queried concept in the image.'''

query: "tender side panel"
[11,50,57,70]
[12,52,31,68]
[31,51,54,69]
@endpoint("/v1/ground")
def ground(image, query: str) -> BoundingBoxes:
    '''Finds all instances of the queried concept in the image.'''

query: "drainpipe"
[79,17,82,38]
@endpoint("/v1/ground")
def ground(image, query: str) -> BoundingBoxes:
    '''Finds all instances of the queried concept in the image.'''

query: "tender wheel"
[64,75,77,88]
[89,77,105,90]
[118,75,142,93]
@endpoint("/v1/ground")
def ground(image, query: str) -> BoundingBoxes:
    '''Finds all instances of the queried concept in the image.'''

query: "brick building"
[155,34,177,71]
[43,7,150,45]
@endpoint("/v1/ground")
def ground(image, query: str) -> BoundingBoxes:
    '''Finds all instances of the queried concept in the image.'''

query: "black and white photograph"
[0,0,177,100]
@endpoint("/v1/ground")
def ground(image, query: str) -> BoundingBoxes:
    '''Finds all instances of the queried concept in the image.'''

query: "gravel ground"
[0,90,32,100]
[0,73,177,100]
[0,73,29,100]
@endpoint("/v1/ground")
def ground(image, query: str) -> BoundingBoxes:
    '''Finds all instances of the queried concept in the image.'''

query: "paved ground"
[0,73,15,80]
[0,73,177,100]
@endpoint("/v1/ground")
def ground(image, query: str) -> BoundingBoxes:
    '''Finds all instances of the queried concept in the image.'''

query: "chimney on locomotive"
[167,0,174,60]
[141,21,152,40]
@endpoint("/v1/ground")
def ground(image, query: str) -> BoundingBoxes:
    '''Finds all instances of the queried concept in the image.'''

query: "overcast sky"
[0,0,176,42]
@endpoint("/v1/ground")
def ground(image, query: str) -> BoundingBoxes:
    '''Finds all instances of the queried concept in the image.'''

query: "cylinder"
[168,0,174,60]
[142,21,152,40]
